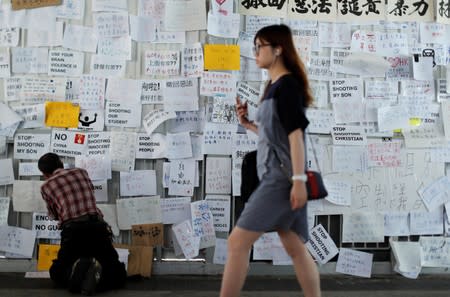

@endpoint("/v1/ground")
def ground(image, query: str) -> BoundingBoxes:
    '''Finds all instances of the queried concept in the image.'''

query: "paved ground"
[1,273,450,296]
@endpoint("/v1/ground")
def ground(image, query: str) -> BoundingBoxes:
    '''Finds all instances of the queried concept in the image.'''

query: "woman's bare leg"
[277,230,321,297]
[220,227,262,297]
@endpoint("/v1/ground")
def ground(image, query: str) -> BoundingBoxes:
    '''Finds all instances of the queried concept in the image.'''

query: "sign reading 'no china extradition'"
[50,130,87,157]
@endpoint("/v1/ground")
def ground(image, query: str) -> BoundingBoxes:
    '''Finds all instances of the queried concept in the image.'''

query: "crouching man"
[38,153,126,295]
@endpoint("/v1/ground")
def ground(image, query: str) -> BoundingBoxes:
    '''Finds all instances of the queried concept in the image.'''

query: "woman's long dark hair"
[254,24,313,107]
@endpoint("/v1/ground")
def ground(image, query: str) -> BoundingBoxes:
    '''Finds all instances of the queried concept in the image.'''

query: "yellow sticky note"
[37,244,60,271]
[409,118,422,126]
[204,44,240,71]
[45,101,80,128]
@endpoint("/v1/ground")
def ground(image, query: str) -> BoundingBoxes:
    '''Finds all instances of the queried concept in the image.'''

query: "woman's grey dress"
[236,79,309,242]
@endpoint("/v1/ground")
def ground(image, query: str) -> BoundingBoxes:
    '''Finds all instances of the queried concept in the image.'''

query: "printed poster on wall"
[437,0,450,24]
[135,133,167,159]
[386,0,434,22]
[32,213,60,239]
[76,109,104,132]
[239,0,288,17]
[205,195,231,232]
[48,49,84,76]
[105,101,142,128]
[336,0,386,22]
[287,0,337,21]
[50,130,87,157]
[87,131,111,156]
[14,133,51,160]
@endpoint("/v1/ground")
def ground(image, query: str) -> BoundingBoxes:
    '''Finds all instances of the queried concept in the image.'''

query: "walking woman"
[220,24,321,297]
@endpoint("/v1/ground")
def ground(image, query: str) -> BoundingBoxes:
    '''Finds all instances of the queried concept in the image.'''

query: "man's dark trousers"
[49,218,127,292]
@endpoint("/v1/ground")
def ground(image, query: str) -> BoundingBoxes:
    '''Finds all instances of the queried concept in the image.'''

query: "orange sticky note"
[37,244,60,271]
[45,101,80,128]
[204,44,240,71]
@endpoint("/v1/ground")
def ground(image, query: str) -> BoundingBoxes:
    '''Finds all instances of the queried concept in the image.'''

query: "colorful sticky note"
[37,244,60,271]
[204,44,240,71]
[45,101,80,128]
[11,0,61,11]
[409,118,422,126]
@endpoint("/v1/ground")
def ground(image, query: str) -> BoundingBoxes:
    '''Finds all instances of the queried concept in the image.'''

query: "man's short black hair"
[38,153,64,175]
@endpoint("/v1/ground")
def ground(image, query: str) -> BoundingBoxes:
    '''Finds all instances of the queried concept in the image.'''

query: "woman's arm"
[288,128,307,210]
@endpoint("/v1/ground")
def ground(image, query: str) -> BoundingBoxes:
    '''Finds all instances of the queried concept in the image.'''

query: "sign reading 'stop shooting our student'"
[105,101,141,128]
[14,133,51,160]
[50,130,87,157]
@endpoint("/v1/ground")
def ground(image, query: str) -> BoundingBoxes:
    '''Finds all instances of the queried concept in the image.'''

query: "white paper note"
[410,208,444,235]
[213,238,228,265]
[384,212,410,236]
[75,155,111,181]
[0,197,10,226]
[160,197,191,225]
[168,159,196,196]
[116,196,161,230]
[120,170,157,197]
[419,236,450,267]
[0,226,37,258]
[97,204,120,236]
[172,220,200,259]
[205,157,232,194]
[336,248,373,278]
[12,180,46,213]
[191,200,216,249]
[0,158,14,185]
[342,212,384,243]
[110,131,136,172]
[63,24,98,53]
[164,0,207,31]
